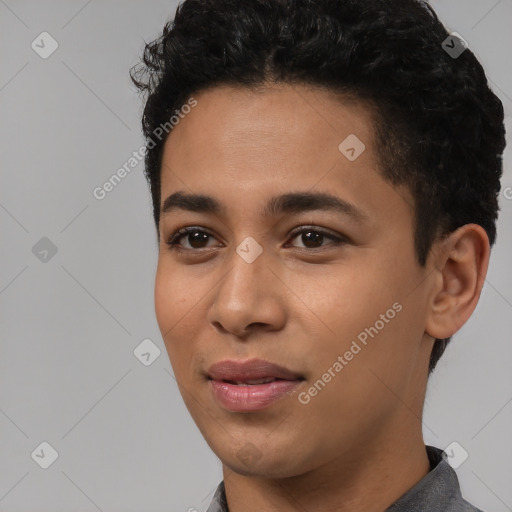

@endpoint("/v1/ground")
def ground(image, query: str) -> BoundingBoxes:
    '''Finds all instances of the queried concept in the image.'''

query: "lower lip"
[209,379,302,412]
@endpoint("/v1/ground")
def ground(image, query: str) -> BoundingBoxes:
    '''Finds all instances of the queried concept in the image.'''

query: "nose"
[206,249,287,338]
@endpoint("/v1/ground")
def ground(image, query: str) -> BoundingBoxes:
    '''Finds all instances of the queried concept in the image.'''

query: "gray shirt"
[206,445,484,512]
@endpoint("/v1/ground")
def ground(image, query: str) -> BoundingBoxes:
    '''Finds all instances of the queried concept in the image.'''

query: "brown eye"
[288,227,345,249]
[166,225,346,253]
[167,227,217,250]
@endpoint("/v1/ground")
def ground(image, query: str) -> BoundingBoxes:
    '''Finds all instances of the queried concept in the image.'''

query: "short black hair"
[130,0,506,375]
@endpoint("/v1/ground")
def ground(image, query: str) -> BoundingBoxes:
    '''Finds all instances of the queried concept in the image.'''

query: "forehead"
[162,83,375,173]
[159,83,412,222]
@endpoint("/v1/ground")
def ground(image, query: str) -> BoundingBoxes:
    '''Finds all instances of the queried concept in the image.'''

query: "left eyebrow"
[161,190,368,223]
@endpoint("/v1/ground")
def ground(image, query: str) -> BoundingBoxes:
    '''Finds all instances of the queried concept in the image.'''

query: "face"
[154,83,436,478]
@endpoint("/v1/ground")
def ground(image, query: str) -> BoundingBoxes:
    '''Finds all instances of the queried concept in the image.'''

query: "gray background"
[0,0,511,511]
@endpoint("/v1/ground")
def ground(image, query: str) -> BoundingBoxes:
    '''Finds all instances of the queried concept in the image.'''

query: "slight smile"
[206,358,306,412]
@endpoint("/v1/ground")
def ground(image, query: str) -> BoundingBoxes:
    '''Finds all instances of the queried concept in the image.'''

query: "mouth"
[219,377,291,385]
[207,358,304,382]
[206,359,305,412]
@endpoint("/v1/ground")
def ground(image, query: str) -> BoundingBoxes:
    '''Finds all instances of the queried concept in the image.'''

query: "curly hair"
[130,0,506,375]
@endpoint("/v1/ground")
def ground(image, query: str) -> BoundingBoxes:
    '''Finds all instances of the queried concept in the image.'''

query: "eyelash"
[165,225,347,253]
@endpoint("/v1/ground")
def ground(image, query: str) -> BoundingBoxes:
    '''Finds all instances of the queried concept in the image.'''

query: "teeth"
[232,378,277,385]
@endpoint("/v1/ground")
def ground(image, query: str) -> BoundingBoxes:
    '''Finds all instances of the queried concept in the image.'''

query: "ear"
[425,224,490,339]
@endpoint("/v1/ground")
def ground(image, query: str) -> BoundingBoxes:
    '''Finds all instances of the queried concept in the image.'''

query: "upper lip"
[207,358,304,382]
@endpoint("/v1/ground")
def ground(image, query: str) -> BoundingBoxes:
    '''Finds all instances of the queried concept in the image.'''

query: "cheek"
[154,268,176,335]
[154,258,196,328]
[154,260,216,378]
[317,265,393,330]
[308,261,420,370]
[154,262,193,363]
[316,278,426,409]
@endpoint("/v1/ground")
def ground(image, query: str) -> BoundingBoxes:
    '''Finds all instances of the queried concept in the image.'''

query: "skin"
[154,83,490,512]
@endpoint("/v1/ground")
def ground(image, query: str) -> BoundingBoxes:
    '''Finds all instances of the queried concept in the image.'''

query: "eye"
[287,226,346,250]
[165,225,347,252]
[166,227,218,251]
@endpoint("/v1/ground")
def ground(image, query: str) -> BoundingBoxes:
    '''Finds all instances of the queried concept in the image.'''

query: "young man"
[130,0,506,510]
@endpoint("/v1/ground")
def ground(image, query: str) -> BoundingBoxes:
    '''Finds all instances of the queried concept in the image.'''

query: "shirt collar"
[206,445,482,512]
[206,479,228,512]
[385,445,482,511]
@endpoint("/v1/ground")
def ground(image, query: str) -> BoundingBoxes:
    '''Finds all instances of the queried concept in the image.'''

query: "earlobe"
[425,224,490,340]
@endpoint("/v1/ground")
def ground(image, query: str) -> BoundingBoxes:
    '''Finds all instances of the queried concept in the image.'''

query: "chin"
[224,457,296,479]
[213,443,311,479]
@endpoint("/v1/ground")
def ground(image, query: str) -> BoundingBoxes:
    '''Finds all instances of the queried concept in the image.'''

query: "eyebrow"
[161,190,368,223]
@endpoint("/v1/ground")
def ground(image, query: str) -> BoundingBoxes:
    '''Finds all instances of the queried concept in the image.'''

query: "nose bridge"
[207,240,284,335]
[217,241,268,311]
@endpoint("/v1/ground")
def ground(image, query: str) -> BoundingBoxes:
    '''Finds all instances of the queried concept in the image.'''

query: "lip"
[207,358,304,412]
[207,358,303,382]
